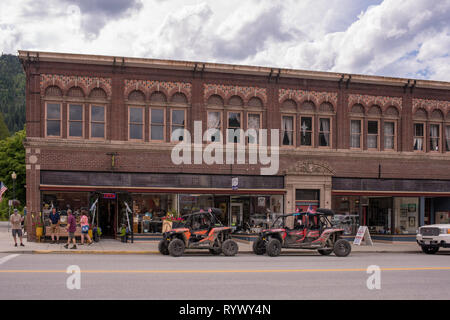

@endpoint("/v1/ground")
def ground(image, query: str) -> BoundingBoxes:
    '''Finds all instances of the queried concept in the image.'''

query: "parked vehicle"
[159,208,239,257]
[252,208,352,257]
[416,224,450,254]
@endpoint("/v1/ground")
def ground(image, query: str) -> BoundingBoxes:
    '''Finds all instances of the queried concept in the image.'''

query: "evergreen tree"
[0,112,9,140]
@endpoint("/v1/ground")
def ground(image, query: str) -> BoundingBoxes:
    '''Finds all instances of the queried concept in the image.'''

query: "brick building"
[19,51,450,240]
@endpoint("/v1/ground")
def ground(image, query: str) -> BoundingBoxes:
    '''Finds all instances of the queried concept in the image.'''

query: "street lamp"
[11,171,16,206]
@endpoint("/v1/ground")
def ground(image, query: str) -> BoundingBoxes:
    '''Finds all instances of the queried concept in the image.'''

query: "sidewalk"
[0,222,421,254]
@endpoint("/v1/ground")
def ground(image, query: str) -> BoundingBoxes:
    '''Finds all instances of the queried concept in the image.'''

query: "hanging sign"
[232,177,238,190]
[353,226,373,246]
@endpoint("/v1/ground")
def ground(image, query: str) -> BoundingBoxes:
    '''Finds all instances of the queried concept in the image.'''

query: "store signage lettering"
[102,193,116,199]
[171,121,280,175]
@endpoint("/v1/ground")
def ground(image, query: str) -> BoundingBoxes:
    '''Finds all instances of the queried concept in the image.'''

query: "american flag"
[306,205,316,214]
[0,181,7,202]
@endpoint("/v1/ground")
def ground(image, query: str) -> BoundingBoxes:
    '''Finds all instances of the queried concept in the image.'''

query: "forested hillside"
[0,54,26,135]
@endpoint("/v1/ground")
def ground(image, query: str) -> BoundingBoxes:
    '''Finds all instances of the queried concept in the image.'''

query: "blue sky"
[1,0,449,81]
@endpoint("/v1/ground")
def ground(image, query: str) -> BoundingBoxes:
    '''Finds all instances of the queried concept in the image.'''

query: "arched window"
[128,90,145,102]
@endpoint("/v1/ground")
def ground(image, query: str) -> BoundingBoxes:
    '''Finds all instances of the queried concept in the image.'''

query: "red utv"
[159,208,239,257]
[252,208,352,257]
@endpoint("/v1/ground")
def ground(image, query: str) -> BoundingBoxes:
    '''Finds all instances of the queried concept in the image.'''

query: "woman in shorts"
[80,211,93,245]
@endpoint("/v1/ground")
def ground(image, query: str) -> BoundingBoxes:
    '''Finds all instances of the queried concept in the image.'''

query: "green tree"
[0,129,25,220]
[0,54,26,134]
[0,112,9,139]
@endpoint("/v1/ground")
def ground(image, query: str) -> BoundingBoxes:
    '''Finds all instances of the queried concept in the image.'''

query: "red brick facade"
[19,51,450,239]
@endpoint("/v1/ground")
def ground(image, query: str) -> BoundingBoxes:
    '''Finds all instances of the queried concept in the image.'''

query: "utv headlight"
[440,228,449,234]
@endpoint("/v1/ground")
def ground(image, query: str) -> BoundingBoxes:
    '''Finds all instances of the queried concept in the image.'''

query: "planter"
[162,220,173,233]
[36,227,43,237]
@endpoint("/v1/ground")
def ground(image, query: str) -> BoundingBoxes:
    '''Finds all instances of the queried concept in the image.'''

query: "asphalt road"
[0,251,449,300]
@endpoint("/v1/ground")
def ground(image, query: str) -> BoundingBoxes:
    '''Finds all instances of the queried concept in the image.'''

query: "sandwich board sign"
[353,226,373,246]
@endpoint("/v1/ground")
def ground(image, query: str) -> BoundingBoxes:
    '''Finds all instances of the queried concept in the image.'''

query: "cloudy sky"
[1,0,449,81]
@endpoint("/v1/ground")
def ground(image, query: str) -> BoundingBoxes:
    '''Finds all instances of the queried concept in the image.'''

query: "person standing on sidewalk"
[64,209,77,249]
[10,209,24,247]
[49,207,60,244]
[79,210,93,245]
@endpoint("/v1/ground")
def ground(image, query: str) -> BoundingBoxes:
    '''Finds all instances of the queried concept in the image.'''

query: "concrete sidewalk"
[0,222,422,254]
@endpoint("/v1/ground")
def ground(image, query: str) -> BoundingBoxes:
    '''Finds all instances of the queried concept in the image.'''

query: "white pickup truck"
[416,224,450,254]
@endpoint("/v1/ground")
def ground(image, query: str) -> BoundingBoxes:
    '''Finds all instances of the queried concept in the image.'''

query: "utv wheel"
[318,248,333,256]
[168,238,185,257]
[266,238,281,257]
[158,239,169,255]
[222,239,238,256]
[333,239,351,257]
[252,239,266,255]
[209,248,222,255]
[421,245,439,254]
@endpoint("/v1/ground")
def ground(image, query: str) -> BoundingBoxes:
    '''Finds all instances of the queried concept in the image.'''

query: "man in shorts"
[10,209,24,247]
[49,207,60,244]
[64,209,77,249]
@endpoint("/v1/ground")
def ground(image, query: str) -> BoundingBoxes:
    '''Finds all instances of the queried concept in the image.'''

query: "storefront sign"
[232,177,238,190]
[353,226,373,246]
[102,193,116,199]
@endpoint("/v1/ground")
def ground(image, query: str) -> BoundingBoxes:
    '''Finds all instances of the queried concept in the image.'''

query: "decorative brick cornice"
[412,98,450,116]
[124,79,192,102]
[204,84,267,105]
[348,94,402,112]
[40,74,112,98]
[279,88,337,109]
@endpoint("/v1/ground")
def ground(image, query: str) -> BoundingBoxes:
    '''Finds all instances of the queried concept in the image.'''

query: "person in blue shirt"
[49,207,60,244]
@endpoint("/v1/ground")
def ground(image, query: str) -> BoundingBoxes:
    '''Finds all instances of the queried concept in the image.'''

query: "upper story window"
[318,117,331,147]
[300,116,313,146]
[90,105,106,139]
[68,104,84,138]
[150,108,165,141]
[445,124,450,152]
[413,122,425,151]
[171,109,185,142]
[129,106,144,140]
[227,112,242,143]
[247,113,261,144]
[207,111,222,142]
[282,115,294,146]
[384,121,395,150]
[350,119,362,149]
[46,103,61,137]
[367,120,379,149]
[429,123,440,152]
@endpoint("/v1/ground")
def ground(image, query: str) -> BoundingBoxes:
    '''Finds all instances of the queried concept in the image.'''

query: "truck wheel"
[266,238,281,257]
[158,239,169,255]
[318,248,333,255]
[222,239,238,256]
[252,239,266,255]
[333,239,351,257]
[421,245,439,254]
[209,248,222,255]
[168,238,185,257]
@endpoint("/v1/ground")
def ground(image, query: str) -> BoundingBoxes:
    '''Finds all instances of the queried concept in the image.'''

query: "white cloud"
[1,0,449,81]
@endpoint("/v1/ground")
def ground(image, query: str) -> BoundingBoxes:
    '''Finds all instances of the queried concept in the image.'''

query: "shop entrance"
[98,195,118,238]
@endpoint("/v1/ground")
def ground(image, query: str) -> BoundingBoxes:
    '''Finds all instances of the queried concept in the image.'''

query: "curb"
[0,249,421,255]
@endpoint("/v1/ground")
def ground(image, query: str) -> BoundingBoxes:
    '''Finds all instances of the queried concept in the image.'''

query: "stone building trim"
[203,84,267,105]
[412,98,450,118]
[279,89,338,109]
[40,74,112,98]
[124,79,192,103]
[283,160,335,176]
[348,94,402,113]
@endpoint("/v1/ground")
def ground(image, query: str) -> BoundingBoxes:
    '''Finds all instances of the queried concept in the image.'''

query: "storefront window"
[129,193,176,233]
[179,194,214,215]
[393,197,419,234]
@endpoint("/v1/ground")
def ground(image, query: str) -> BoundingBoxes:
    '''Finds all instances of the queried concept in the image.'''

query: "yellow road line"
[0,267,449,273]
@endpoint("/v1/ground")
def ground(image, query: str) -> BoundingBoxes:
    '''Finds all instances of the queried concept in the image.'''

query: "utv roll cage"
[270,208,335,230]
